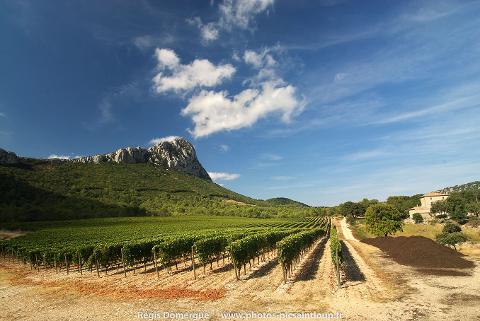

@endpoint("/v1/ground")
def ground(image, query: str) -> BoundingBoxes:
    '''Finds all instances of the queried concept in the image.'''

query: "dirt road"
[340,218,356,241]
[332,218,480,321]
[1,221,480,321]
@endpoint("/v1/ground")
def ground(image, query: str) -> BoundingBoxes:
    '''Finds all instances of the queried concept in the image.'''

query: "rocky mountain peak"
[72,137,211,180]
[0,148,19,164]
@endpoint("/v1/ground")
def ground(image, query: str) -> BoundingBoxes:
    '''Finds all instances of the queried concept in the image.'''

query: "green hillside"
[438,181,480,193]
[0,160,317,222]
[266,197,310,207]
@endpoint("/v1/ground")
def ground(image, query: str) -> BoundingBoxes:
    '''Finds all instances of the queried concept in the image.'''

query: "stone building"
[409,192,449,221]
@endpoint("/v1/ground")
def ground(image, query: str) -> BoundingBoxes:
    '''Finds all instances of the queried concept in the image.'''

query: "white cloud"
[0,112,6,118]
[219,0,274,30]
[187,17,220,44]
[334,73,347,82]
[152,48,235,93]
[372,83,480,125]
[133,34,175,51]
[232,51,241,61]
[149,136,182,145]
[48,154,70,160]
[151,47,303,138]
[201,23,220,42]
[242,47,283,86]
[244,49,276,69]
[219,144,230,152]
[181,81,303,138]
[175,45,302,138]
[189,0,274,44]
[155,48,180,68]
[208,171,240,181]
[98,98,113,123]
[86,81,139,129]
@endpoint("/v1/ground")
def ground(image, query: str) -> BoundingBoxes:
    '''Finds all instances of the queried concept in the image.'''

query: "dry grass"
[349,219,374,240]
[396,223,480,243]
[463,226,480,242]
[395,223,443,239]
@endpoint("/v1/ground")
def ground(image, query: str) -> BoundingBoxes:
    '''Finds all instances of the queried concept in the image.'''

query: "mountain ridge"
[266,197,310,207]
[1,137,211,180]
[437,181,480,194]
[0,139,318,222]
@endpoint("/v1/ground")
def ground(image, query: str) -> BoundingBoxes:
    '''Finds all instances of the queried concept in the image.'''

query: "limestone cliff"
[0,148,18,164]
[72,137,211,180]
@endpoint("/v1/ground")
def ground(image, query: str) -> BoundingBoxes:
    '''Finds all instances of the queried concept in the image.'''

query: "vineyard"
[0,215,330,283]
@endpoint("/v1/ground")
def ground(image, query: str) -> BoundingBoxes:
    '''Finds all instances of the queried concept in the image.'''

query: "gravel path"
[340,217,357,241]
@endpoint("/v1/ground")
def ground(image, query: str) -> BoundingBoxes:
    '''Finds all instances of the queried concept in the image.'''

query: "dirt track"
[1,220,480,320]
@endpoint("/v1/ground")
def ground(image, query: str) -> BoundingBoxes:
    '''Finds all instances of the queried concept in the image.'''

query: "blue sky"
[1,0,480,206]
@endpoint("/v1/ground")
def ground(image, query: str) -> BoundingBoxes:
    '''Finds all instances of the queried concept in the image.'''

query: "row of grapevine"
[227,230,298,279]
[277,227,327,282]
[0,216,330,282]
[192,231,250,271]
[0,227,266,277]
[330,223,343,288]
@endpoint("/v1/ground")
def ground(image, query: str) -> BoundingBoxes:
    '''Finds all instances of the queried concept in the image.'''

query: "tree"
[412,213,423,224]
[387,195,422,219]
[365,203,403,237]
[446,193,468,224]
[360,198,379,209]
[435,222,467,250]
[327,207,337,217]
[466,202,480,217]
[338,201,366,219]
[435,232,467,250]
[430,200,448,217]
[442,222,461,234]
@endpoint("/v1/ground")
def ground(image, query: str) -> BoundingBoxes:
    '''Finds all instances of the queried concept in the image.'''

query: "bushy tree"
[436,232,467,250]
[442,222,461,234]
[436,222,467,250]
[338,201,366,219]
[412,213,423,224]
[360,198,379,209]
[387,195,422,219]
[430,200,448,217]
[466,202,480,217]
[446,193,468,224]
[365,203,403,237]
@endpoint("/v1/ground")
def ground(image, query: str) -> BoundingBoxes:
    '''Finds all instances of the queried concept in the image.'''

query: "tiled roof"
[423,192,448,197]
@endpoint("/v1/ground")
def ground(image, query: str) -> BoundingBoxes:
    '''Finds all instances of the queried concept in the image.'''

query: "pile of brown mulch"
[363,236,475,269]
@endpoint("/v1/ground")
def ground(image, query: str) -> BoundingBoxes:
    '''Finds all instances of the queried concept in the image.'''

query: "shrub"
[467,216,480,228]
[442,222,461,234]
[412,213,423,224]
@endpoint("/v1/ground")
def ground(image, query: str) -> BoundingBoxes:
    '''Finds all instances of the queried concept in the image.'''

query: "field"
[1,215,305,250]
[0,215,329,284]
[1,217,480,320]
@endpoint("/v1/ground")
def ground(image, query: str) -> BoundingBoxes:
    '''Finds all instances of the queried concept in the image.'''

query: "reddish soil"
[6,264,225,301]
[362,236,475,269]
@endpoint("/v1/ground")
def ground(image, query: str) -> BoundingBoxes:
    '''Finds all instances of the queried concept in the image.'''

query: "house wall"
[409,194,449,221]
[420,195,448,207]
